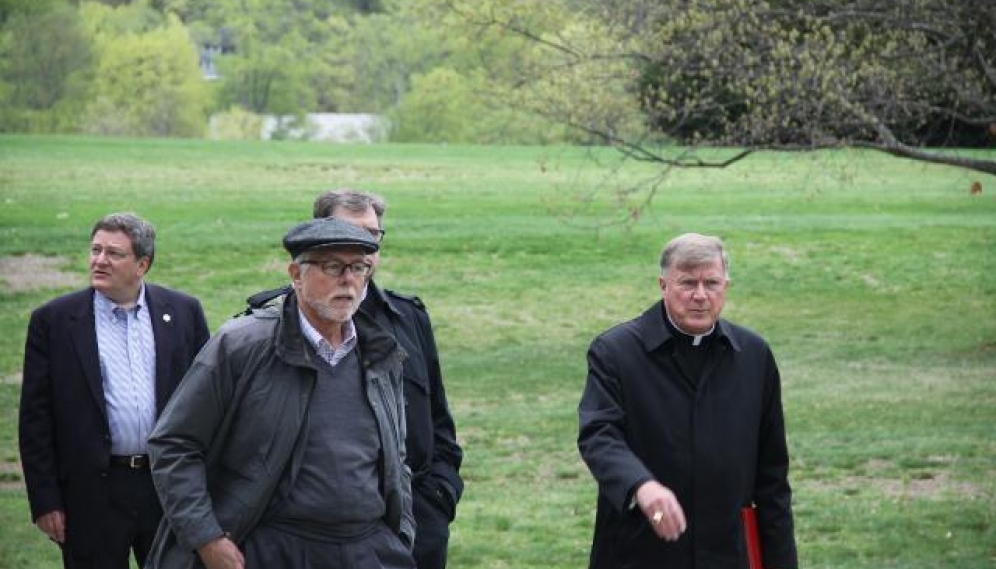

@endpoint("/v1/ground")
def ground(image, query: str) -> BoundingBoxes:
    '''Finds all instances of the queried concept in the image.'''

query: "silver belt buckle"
[129,455,144,468]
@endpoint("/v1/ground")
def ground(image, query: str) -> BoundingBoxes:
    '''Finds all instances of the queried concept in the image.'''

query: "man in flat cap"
[245,189,463,569]
[145,217,415,569]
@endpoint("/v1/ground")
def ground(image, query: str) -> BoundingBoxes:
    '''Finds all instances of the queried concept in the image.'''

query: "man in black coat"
[245,189,463,569]
[578,233,797,569]
[19,212,210,569]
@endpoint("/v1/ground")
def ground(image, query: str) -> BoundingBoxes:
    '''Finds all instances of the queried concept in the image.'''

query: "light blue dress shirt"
[94,285,156,455]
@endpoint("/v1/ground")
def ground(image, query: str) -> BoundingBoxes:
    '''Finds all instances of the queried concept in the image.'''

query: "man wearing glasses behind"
[146,218,414,569]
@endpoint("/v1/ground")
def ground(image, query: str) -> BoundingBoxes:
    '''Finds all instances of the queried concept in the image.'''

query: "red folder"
[741,506,764,569]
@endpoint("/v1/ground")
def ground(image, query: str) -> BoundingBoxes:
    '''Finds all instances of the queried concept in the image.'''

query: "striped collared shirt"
[298,309,357,368]
[94,285,156,455]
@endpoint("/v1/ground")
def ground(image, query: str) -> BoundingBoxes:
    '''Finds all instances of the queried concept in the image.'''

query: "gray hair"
[659,233,729,278]
[91,212,156,270]
[312,188,386,224]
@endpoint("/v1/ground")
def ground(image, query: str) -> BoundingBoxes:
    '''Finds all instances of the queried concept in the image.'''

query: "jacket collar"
[275,290,403,369]
[637,301,741,353]
[356,307,405,370]
[361,279,402,317]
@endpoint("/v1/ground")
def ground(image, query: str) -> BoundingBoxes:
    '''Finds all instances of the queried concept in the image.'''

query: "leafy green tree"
[0,0,60,23]
[78,0,164,35]
[462,0,996,175]
[152,0,378,23]
[391,65,567,144]
[83,10,210,136]
[304,14,354,112]
[328,6,445,113]
[171,0,386,115]
[391,67,480,142]
[203,0,352,115]
[0,2,93,132]
[215,39,315,115]
[62,0,575,143]
[341,0,567,142]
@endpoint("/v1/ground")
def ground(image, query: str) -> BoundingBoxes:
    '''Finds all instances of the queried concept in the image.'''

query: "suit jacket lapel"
[146,285,177,415]
[69,290,107,421]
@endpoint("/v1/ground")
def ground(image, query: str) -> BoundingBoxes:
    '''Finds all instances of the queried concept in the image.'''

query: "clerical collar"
[665,312,715,347]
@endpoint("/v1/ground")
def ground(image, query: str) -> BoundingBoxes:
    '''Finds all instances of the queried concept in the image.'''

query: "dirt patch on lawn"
[0,254,81,293]
[0,460,23,491]
[804,461,987,501]
[879,471,984,500]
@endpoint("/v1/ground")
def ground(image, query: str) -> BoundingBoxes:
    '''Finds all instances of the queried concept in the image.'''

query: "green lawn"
[1,135,994,568]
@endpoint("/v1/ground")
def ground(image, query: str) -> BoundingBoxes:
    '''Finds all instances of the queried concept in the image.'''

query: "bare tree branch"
[851,141,996,176]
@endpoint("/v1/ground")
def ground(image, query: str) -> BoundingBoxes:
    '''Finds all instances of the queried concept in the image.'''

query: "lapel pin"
[163,314,172,323]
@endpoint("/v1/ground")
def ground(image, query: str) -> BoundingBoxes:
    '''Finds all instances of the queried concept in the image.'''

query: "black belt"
[109,454,150,469]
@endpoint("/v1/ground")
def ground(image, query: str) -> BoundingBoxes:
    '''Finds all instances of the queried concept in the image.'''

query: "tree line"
[2,0,993,176]
[0,0,562,142]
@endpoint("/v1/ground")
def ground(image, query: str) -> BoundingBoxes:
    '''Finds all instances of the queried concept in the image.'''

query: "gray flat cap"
[283,217,380,258]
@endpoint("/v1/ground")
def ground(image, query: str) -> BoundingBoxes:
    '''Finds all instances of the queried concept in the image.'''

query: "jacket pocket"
[421,476,457,521]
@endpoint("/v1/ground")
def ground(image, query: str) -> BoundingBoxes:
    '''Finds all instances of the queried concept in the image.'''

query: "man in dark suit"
[18,212,210,569]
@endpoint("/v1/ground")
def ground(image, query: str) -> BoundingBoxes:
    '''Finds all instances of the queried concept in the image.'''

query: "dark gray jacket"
[145,292,413,569]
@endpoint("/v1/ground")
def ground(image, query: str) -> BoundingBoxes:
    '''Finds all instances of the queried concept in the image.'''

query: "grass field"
[1,134,994,568]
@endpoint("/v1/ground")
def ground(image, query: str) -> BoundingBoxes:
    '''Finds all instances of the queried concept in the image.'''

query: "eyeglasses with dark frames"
[299,260,373,278]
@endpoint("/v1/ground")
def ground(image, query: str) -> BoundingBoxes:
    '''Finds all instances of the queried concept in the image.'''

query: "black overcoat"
[578,302,797,569]
[361,282,463,569]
